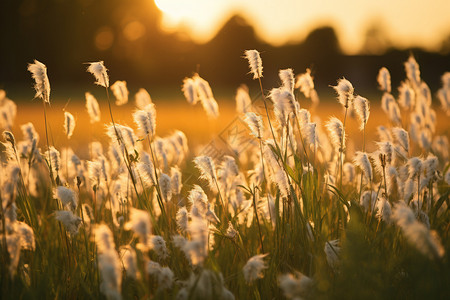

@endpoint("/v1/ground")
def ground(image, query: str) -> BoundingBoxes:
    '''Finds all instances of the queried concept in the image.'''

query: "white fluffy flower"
[243,254,268,283]
[86,61,109,88]
[55,210,82,235]
[28,60,51,103]
[244,50,263,79]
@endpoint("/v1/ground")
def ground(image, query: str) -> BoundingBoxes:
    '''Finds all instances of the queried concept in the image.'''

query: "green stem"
[77,184,91,279]
[12,145,38,229]
[214,177,228,223]
[251,187,265,254]
[147,136,170,228]
[293,112,310,163]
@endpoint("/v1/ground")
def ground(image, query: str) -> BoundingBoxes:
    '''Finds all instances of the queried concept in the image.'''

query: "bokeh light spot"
[94,27,114,51]
[123,21,146,41]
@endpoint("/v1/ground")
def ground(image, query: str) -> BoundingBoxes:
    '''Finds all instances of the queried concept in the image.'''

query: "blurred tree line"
[1,0,449,95]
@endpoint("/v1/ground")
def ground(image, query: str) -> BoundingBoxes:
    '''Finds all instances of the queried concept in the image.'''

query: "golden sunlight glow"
[154,0,191,20]
[153,0,231,42]
[123,21,146,41]
[95,26,114,51]
[153,0,450,54]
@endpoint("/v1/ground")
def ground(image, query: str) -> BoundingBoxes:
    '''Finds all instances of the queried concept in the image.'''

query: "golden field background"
[11,93,449,159]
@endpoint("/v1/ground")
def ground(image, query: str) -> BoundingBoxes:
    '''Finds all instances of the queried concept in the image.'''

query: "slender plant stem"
[9,140,38,229]
[256,77,297,211]
[214,177,228,222]
[147,136,162,196]
[77,184,91,277]
[63,230,71,271]
[0,188,9,264]
[65,142,69,183]
[417,174,421,217]
[104,82,117,129]
[93,187,97,221]
[42,99,54,185]
[258,138,273,224]
[363,124,366,152]
[358,124,366,202]
[258,138,266,183]
[251,187,265,254]
[313,140,316,167]
[293,113,310,163]
[103,84,141,205]
[381,155,389,202]
[147,136,170,229]
[339,107,348,189]
[257,77,283,158]
[147,137,165,211]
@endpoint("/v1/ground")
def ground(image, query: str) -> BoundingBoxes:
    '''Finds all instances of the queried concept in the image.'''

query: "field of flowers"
[0,51,449,299]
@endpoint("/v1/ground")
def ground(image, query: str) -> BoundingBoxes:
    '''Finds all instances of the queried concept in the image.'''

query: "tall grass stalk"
[252,187,265,254]
[102,80,142,207]
[293,113,311,163]
[258,138,273,223]
[76,178,91,279]
[1,53,448,300]
[146,135,169,227]
[4,133,38,229]
[358,122,366,200]
[340,106,348,188]
[42,99,54,185]
[257,78,283,161]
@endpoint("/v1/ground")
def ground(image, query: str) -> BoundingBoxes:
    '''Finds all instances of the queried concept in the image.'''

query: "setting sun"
[154,0,191,20]
[153,0,450,54]
[153,0,232,42]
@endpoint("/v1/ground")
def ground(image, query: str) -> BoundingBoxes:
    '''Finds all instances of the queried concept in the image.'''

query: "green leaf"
[286,165,297,182]
[328,184,350,209]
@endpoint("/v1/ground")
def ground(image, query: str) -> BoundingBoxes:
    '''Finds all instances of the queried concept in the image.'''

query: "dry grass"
[13,95,449,158]
[1,55,449,300]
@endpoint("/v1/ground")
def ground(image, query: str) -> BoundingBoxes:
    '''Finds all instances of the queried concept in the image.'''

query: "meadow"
[0,52,449,300]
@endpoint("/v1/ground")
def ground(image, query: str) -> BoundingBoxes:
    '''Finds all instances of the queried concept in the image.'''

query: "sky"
[153,0,450,54]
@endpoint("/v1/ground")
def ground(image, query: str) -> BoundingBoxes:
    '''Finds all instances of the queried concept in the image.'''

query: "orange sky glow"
[153,0,450,54]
